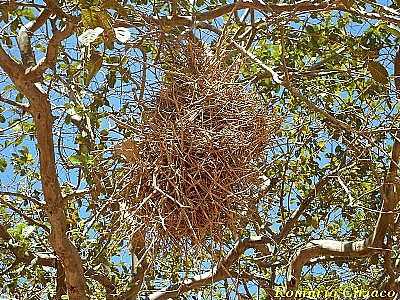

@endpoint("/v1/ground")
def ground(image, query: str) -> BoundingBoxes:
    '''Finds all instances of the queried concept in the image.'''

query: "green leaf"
[0,157,7,172]
[367,61,389,85]
[384,24,400,38]
[85,51,103,85]
[2,83,15,93]
[69,155,82,166]
[16,8,35,20]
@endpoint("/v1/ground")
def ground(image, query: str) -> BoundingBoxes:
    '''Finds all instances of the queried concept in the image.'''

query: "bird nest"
[115,35,281,244]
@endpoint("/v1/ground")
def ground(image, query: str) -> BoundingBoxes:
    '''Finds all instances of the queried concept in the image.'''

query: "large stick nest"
[116,35,281,244]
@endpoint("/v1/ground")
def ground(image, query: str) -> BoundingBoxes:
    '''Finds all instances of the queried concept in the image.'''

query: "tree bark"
[0,26,88,300]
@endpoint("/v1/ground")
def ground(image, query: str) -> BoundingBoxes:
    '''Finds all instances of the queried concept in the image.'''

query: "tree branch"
[86,269,118,300]
[146,0,400,30]
[0,42,25,79]
[0,27,87,300]
[286,48,400,289]
[16,9,50,73]
[120,234,149,300]
[286,238,379,287]
[370,47,400,247]
[148,234,273,300]
[0,95,30,112]
[43,0,70,19]
[26,21,76,80]
[148,0,335,27]
[0,195,50,232]
[28,85,88,300]
[277,177,330,242]
[0,223,56,267]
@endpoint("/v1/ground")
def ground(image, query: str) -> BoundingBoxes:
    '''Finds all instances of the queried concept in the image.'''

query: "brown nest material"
[116,35,281,244]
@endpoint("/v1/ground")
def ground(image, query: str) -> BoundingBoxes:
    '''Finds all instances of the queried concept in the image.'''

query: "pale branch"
[16,26,35,68]
[16,8,50,75]
[16,8,51,70]
[148,234,273,300]
[231,40,282,84]
[286,238,379,287]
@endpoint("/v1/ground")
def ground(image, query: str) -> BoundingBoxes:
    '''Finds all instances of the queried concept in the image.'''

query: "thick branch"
[29,9,51,33]
[287,238,377,287]
[371,46,400,247]
[86,269,118,300]
[29,86,88,300]
[0,36,87,300]
[0,43,25,78]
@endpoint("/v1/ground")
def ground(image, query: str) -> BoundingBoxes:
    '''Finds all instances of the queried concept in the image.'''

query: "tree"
[1,0,400,299]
